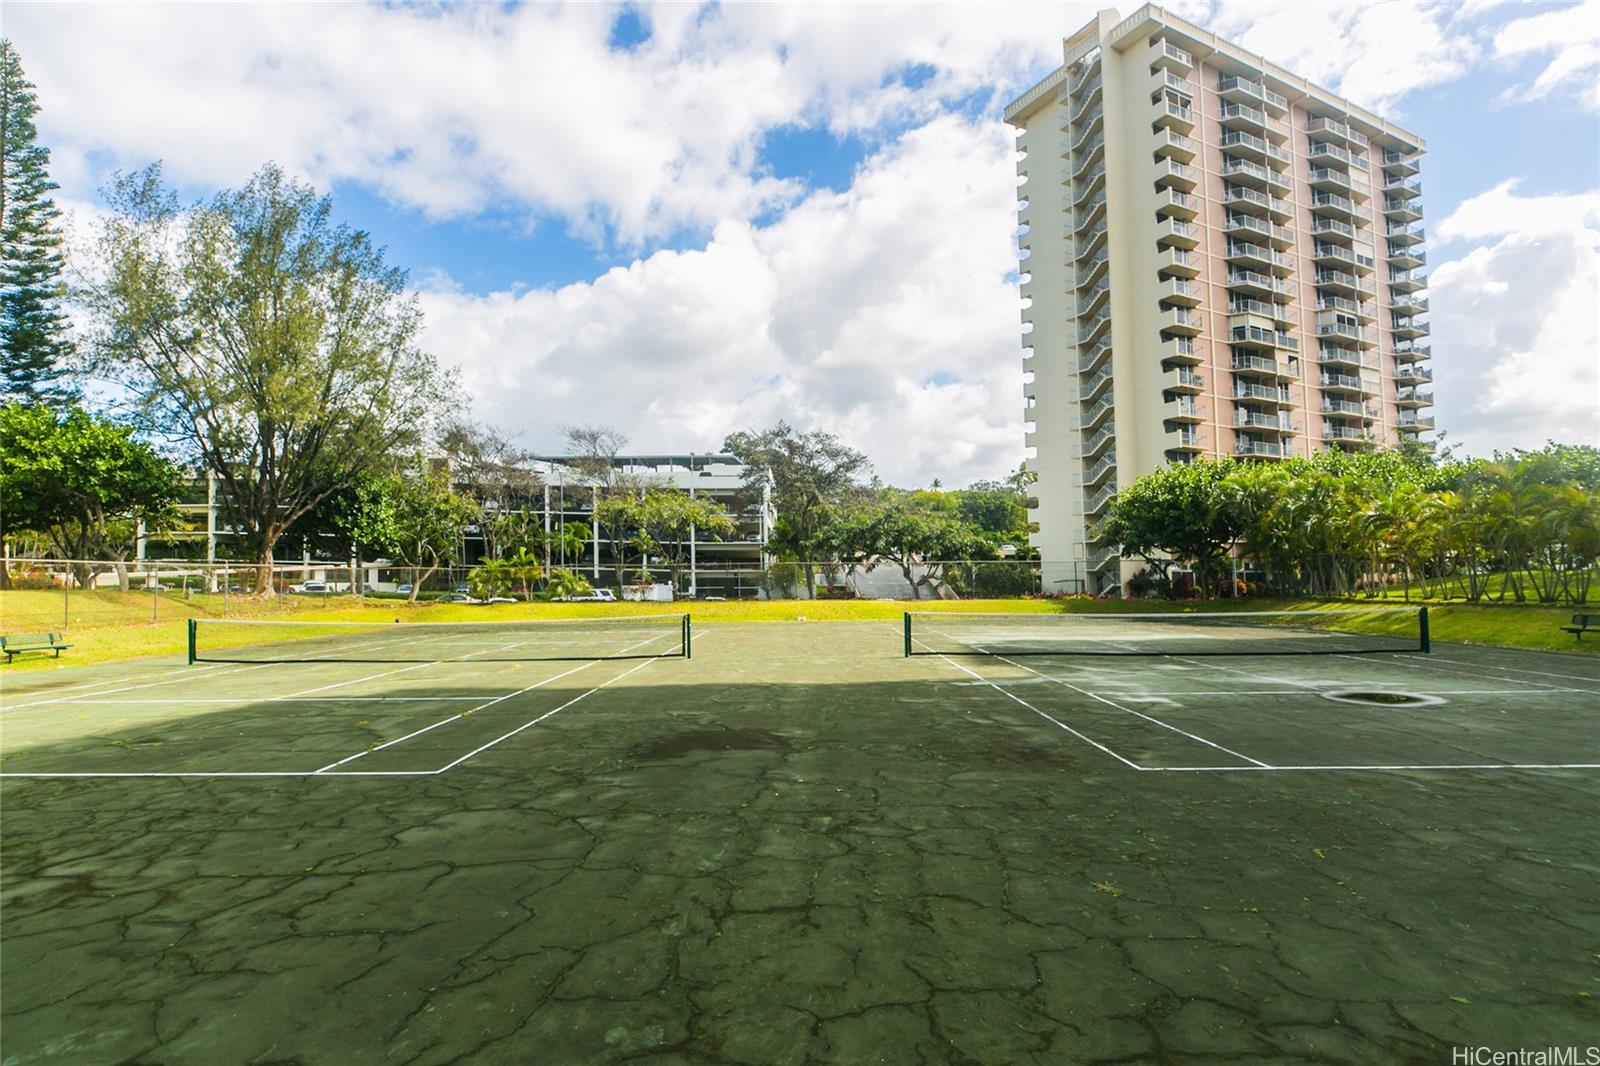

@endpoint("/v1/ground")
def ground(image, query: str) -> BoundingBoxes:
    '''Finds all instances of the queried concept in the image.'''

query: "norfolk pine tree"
[0,40,77,405]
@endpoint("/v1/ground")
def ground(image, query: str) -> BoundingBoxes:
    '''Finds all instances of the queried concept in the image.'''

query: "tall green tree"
[822,492,992,599]
[0,41,76,405]
[724,421,870,597]
[345,461,477,602]
[1102,460,1243,596]
[595,487,735,593]
[85,163,452,593]
[0,404,180,588]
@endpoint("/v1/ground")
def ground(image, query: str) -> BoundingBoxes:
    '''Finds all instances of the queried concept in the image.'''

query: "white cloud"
[1195,1,1482,115]
[1492,0,1600,111]
[6,2,1073,244]
[420,116,1025,487]
[1429,180,1600,453]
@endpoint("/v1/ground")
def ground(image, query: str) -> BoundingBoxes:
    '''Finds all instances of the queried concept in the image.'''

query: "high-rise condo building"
[1005,5,1433,594]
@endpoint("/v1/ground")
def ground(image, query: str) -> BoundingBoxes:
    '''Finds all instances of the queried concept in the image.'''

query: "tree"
[1102,460,1243,597]
[723,421,870,597]
[0,41,76,405]
[439,418,540,559]
[561,423,628,489]
[595,487,735,593]
[822,492,992,599]
[543,567,593,601]
[335,460,476,602]
[0,404,180,589]
[84,162,452,593]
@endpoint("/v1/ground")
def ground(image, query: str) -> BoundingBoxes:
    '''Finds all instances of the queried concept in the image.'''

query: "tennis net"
[188,614,691,663]
[904,607,1428,657]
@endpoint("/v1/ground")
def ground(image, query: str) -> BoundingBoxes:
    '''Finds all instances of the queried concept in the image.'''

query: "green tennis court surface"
[2,620,1596,1061]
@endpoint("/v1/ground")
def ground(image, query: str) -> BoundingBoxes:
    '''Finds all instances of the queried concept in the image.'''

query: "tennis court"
[2,615,1596,1061]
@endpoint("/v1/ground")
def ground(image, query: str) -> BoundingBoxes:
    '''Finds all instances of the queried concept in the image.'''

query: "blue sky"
[11,0,1599,485]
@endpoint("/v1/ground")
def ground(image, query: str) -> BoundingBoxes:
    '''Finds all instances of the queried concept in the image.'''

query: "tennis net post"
[1419,606,1429,653]
[903,612,911,658]
[187,618,197,665]
[683,613,692,660]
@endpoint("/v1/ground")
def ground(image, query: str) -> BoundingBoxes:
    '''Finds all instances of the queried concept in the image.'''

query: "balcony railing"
[1233,382,1292,403]
[1236,440,1286,458]
[1234,411,1295,431]
[1312,218,1357,240]
[1231,352,1292,374]
[1230,326,1298,350]
[1307,116,1369,149]
[1228,269,1292,294]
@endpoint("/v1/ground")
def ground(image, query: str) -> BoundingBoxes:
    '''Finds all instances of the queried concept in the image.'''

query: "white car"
[560,589,616,602]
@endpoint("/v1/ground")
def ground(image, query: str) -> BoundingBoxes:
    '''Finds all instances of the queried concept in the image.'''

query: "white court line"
[42,696,491,705]
[312,659,604,772]
[431,651,673,773]
[313,631,675,772]
[0,631,688,781]
[1393,653,1600,689]
[935,636,1271,769]
[1072,688,1589,698]
[911,635,1145,772]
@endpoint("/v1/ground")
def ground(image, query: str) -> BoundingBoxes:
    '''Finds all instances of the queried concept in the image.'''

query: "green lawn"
[0,587,1592,671]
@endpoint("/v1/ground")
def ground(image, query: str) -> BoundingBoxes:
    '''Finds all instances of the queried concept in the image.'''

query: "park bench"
[1559,614,1598,640]
[1,632,74,663]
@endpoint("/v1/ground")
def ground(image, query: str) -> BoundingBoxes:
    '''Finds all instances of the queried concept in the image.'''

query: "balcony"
[1397,414,1436,431]
[1234,410,1295,433]
[1308,191,1358,221]
[1317,321,1375,347]
[1155,128,1198,163]
[1075,197,1107,234]
[1228,294,1290,320]
[1157,217,1200,250]
[1389,269,1427,294]
[1394,363,1433,384]
[1159,188,1199,221]
[1078,250,1109,287]
[1389,294,1428,316]
[1233,381,1293,404]
[1308,140,1365,169]
[1311,217,1358,242]
[1387,222,1426,246]
[1383,198,1424,223]
[1159,277,1202,307]
[1155,97,1196,134]
[1229,325,1298,352]
[1075,223,1107,262]
[1218,74,1267,105]
[1071,166,1106,206]
[1068,79,1103,124]
[1320,398,1374,418]
[1225,212,1293,248]
[1226,239,1290,272]
[1314,269,1372,297]
[1160,307,1204,336]
[1164,396,1203,423]
[1159,337,1203,365]
[1220,101,1276,137]
[1224,184,1293,222]
[1394,341,1432,361]
[1159,246,1201,278]
[1317,347,1377,370]
[1220,129,1290,165]
[1308,167,1353,193]
[1307,116,1369,150]
[1153,40,1194,73]
[1389,246,1426,270]
[1316,295,1373,322]
[1324,425,1373,443]
[1164,367,1205,392]
[1228,269,1291,297]
[1392,316,1430,340]
[1395,389,1433,408]
[1230,351,1295,376]
[1385,176,1423,200]
[1319,372,1371,394]
[1155,159,1198,192]
[1236,439,1287,459]
[1383,149,1421,176]
[1167,428,1206,453]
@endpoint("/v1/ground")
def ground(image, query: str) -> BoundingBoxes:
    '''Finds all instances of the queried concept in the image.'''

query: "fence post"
[903,612,912,657]
[187,618,197,665]
[1418,606,1430,653]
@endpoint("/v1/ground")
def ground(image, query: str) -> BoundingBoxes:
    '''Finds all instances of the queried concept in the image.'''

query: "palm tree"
[505,546,543,600]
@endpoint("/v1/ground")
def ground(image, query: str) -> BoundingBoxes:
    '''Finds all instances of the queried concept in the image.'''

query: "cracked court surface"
[1,621,1597,1062]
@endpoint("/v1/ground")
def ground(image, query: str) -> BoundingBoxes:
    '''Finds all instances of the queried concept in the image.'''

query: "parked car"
[558,588,617,602]
[440,592,477,603]
[395,584,413,596]
[484,596,518,604]
[452,583,471,594]
[293,580,330,594]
